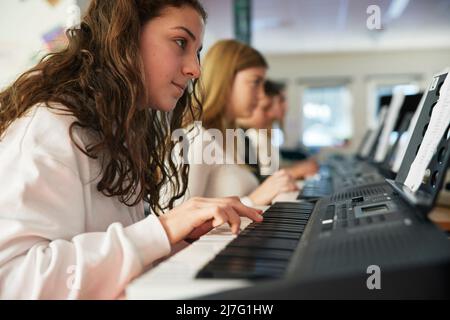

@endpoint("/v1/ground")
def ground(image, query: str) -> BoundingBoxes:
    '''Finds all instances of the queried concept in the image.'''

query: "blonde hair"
[198,39,268,134]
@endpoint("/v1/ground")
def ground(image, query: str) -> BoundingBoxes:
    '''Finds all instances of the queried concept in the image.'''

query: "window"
[302,85,353,148]
[375,83,420,113]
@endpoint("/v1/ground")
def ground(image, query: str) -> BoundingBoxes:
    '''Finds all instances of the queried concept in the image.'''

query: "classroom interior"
[1,0,449,300]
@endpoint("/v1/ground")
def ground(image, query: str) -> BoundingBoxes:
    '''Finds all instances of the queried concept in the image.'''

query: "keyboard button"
[324,205,335,220]
[352,196,364,203]
[322,222,333,232]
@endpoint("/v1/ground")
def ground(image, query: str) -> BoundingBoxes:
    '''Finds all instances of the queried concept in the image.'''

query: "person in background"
[176,39,298,208]
[238,79,319,179]
[0,0,263,299]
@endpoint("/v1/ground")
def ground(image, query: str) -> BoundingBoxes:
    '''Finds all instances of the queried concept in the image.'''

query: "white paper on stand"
[404,76,450,192]
[360,107,388,158]
[374,91,405,162]
[391,93,427,172]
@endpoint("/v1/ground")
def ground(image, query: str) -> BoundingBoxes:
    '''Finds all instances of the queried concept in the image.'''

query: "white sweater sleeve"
[0,155,171,299]
[0,107,171,299]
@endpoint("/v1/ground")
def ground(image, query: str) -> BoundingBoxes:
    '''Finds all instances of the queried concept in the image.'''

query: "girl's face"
[140,6,204,111]
[268,91,287,122]
[248,93,275,129]
[227,67,266,120]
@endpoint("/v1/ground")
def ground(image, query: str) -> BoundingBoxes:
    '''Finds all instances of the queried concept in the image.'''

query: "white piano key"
[126,210,269,299]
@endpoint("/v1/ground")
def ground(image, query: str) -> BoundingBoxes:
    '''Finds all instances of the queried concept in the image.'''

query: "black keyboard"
[196,201,315,280]
[298,178,333,200]
[298,170,384,201]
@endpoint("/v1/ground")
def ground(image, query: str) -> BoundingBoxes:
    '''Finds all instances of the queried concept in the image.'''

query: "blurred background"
[1,0,449,157]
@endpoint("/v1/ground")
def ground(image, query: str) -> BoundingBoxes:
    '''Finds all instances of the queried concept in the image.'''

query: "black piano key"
[229,237,299,251]
[219,247,292,261]
[250,220,306,226]
[248,224,305,232]
[262,217,309,224]
[245,224,305,233]
[264,211,311,217]
[240,229,301,240]
[247,222,304,229]
[271,202,314,209]
[263,217,308,226]
[196,201,315,280]
[264,212,310,219]
[266,209,312,215]
[209,256,288,269]
[261,217,309,224]
[198,266,284,280]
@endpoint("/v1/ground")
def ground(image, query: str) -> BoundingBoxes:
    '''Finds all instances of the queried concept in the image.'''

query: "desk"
[430,206,450,231]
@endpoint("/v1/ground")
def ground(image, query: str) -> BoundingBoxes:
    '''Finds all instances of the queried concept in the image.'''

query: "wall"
[0,0,85,89]
[265,49,450,156]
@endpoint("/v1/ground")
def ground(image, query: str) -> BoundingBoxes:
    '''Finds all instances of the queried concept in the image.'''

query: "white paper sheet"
[374,90,405,162]
[391,93,427,172]
[404,76,450,192]
[360,107,388,158]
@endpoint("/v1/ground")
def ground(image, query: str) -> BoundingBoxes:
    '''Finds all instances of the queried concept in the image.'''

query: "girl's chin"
[242,109,254,118]
[149,100,178,112]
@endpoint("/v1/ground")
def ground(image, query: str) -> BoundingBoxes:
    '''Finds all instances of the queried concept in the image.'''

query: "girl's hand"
[159,196,263,244]
[248,169,298,205]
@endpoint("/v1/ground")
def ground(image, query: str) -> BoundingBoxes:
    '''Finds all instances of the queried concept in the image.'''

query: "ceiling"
[201,0,450,54]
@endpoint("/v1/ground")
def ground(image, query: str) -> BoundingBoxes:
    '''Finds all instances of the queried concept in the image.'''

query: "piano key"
[208,256,288,269]
[271,202,314,209]
[266,208,312,214]
[247,222,305,231]
[198,266,284,280]
[245,224,305,233]
[263,214,310,221]
[219,247,293,261]
[260,217,309,224]
[240,229,301,240]
[229,237,299,251]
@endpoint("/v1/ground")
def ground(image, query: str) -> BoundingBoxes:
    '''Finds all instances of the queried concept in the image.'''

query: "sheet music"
[360,107,388,158]
[374,91,405,162]
[404,76,450,192]
[391,93,427,172]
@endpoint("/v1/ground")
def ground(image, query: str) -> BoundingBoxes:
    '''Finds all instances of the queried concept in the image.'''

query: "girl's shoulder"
[1,103,93,169]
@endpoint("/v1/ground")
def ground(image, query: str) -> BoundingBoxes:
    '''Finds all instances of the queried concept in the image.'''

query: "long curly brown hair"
[0,0,206,214]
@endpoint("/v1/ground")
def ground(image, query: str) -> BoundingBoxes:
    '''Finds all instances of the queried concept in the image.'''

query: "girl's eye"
[175,39,187,49]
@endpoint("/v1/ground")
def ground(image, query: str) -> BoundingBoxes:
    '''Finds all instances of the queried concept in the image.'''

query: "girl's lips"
[172,82,186,94]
